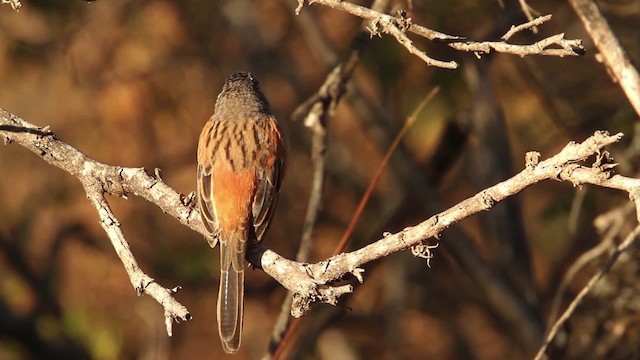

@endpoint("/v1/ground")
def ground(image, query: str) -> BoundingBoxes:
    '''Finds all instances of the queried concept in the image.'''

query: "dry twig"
[502,14,552,41]
[266,1,385,355]
[4,108,639,341]
[517,0,539,33]
[1,0,21,11]
[568,0,640,117]
[0,110,196,336]
[249,131,637,317]
[546,202,632,334]
[534,225,640,360]
[296,0,585,69]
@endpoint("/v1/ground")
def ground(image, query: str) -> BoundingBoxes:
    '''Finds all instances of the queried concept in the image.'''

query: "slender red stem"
[333,87,439,255]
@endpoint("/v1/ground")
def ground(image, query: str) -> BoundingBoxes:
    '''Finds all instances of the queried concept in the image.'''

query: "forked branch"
[3,109,636,321]
[296,0,585,69]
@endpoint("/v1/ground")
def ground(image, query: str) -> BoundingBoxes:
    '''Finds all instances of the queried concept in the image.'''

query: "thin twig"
[84,184,189,336]
[267,98,328,360]
[272,89,438,359]
[333,88,439,255]
[502,14,552,41]
[567,187,587,237]
[545,202,631,334]
[266,2,381,356]
[297,0,584,68]
[368,13,458,69]
[517,0,538,33]
[446,33,584,58]
[534,225,640,360]
[1,0,21,11]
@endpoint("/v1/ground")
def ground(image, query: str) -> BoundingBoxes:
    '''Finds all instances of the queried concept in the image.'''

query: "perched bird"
[196,72,286,354]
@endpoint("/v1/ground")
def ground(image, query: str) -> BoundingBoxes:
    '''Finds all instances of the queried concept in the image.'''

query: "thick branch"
[2,109,635,320]
[0,110,205,235]
[0,109,193,335]
[1,0,21,11]
[249,131,633,316]
[568,0,640,117]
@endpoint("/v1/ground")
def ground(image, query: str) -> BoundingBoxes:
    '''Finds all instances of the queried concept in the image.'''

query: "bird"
[196,72,286,354]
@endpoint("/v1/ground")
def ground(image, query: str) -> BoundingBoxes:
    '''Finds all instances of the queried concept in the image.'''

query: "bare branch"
[84,183,190,336]
[443,33,584,58]
[267,2,388,354]
[502,14,552,41]
[546,202,633,335]
[3,109,637,333]
[297,0,584,68]
[1,0,21,11]
[517,0,539,33]
[534,225,640,360]
[368,12,457,69]
[0,109,193,335]
[249,131,632,317]
[568,0,640,117]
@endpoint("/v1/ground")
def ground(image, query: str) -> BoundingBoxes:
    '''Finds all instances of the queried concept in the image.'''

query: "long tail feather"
[218,231,245,354]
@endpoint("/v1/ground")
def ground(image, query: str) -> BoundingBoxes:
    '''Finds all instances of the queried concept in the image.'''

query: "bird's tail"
[218,230,246,354]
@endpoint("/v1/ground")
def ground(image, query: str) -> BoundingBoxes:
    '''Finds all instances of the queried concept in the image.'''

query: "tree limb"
[297,0,585,69]
[568,0,640,117]
[0,109,194,336]
[248,131,640,316]
[3,109,636,327]
[1,0,21,11]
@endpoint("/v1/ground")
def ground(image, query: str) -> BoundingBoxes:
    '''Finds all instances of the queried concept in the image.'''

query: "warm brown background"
[1,0,639,359]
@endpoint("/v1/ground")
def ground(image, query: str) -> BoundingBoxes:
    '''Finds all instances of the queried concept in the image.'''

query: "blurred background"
[1,0,639,359]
